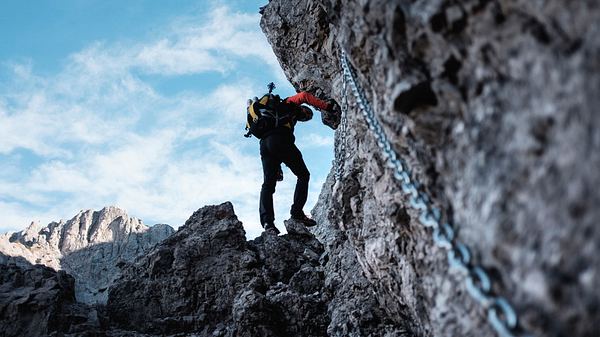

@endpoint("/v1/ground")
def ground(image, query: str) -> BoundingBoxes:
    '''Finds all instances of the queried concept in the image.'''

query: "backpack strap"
[244,94,294,139]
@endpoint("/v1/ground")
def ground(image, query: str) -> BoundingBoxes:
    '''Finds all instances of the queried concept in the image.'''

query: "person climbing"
[245,83,340,234]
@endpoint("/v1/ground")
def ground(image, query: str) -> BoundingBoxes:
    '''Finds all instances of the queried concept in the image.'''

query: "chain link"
[338,50,530,337]
[334,61,350,180]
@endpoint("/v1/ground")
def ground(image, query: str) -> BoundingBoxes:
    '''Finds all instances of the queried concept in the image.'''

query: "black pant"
[259,132,310,226]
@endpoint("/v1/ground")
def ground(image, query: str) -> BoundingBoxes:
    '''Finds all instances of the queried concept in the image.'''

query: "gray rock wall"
[106,202,330,337]
[261,0,600,336]
[0,254,99,337]
[312,173,414,337]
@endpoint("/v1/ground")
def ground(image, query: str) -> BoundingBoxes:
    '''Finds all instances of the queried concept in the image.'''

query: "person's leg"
[280,143,310,217]
[259,139,281,226]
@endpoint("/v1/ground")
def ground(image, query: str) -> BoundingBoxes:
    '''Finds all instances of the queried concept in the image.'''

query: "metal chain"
[334,63,350,180]
[339,50,531,337]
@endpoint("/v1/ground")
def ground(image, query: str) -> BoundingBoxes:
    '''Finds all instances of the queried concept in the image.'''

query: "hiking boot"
[290,213,317,227]
[263,223,280,235]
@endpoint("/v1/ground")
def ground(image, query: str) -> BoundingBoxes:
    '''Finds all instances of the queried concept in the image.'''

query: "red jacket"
[285,92,328,110]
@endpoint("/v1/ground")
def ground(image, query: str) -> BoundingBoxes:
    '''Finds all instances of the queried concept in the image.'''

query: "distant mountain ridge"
[0,206,174,303]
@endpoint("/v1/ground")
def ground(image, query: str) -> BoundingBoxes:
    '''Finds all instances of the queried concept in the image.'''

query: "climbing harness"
[334,65,349,180]
[337,50,531,337]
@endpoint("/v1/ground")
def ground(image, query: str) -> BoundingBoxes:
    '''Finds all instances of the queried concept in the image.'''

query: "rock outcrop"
[0,254,99,337]
[0,206,174,303]
[106,202,330,337]
[312,175,413,337]
[3,201,410,337]
[261,1,600,336]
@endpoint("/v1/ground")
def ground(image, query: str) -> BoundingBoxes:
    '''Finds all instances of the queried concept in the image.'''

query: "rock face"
[106,202,330,337]
[312,175,413,337]
[0,254,99,337]
[0,206,174,303]
[2,202,403,337]
[261,1,599,336]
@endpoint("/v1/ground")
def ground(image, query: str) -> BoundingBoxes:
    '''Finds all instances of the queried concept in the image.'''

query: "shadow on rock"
[105,202,329,337]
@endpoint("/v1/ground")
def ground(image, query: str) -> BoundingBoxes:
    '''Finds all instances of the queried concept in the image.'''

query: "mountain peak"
[0,206,174,303]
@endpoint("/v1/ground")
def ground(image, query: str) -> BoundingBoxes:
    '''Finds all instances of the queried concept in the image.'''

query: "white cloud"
[299,133,334,148]
[0,3,328,240]
[61,5,282,80]
[0,200,61,233]
[136,39,230,75]
[183,127,218,141]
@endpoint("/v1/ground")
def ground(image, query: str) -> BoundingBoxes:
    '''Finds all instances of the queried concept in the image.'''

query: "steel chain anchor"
[334,62,350,180]
[339,50,529,337]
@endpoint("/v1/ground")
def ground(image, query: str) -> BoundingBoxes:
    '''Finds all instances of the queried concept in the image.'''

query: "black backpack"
[244,84,293,139]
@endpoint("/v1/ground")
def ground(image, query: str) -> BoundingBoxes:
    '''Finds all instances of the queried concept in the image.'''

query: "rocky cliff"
[0,206,174,304]
[1,1,599,336]
[261,0,599,336]
[0,254,100,337]
[105,202,404,337]
[2,203,402,337]
[106,202,328,336]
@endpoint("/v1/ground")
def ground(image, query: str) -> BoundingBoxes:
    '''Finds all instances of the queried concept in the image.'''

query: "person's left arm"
[285,92,328,110]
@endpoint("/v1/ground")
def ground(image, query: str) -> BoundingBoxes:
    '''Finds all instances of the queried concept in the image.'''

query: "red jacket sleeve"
[285,92,328,110]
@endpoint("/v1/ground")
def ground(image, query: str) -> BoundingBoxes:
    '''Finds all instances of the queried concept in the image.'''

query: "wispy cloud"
[0,1,335,240]
[299,133,334,148]
[0,4,302,239]
[0,201,43,233]
[63,5,282,79]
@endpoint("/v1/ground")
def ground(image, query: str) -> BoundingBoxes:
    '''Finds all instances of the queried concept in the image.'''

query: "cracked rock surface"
[106,202,330,336]
[0,255,102,337]
[261,0,600,336]
[1,202,403,337]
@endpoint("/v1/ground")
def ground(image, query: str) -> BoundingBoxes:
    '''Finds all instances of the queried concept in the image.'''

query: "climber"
[245,83,340,234]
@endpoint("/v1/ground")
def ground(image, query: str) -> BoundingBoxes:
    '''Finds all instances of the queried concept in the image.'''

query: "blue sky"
[0,0,334,238]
